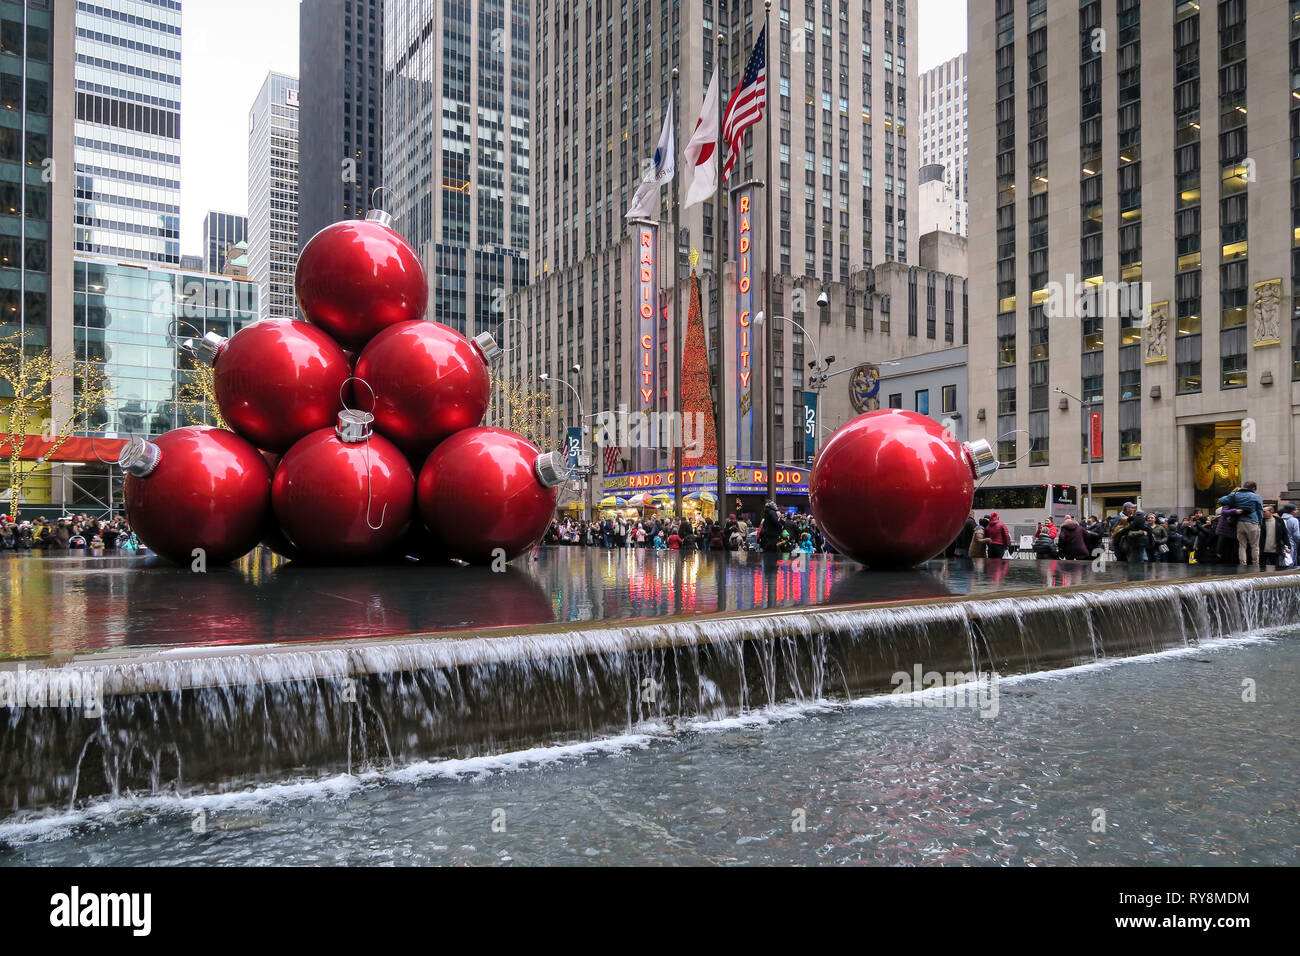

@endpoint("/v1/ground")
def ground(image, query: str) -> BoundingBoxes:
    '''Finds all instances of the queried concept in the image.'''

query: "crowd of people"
[951,481,1300,570]
[0,515,137,553]
[8,482,1300,570]
[546,502,827,554]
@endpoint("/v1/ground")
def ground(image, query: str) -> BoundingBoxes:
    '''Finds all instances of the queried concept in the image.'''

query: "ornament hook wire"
[496,317,524,354]
[88,422,117,466]
[88,407,154,467]
[363,439,388,532]
[975,429,1034,491]
[370,186,388,209]
[166,319,206,352]
[339,375,377,414]
[977,429,1040,486]
[337,376,386,531]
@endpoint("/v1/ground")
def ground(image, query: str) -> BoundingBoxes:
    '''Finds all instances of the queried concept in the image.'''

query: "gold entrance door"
[1192,422,1243,512]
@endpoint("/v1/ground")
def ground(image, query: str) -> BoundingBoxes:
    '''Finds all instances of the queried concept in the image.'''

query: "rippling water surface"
[4,631,1295,866]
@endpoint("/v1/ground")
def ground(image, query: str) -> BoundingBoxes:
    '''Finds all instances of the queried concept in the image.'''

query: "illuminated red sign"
[737,194,753,395]
[638,227,657,410]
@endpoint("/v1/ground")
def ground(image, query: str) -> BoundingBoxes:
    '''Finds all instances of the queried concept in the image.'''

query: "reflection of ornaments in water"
[294,208,428,352]
[416,427,566,564]
[272,410,415,562]
[811,410,997,569]
[120,426,272,566]
[185,319,352,453]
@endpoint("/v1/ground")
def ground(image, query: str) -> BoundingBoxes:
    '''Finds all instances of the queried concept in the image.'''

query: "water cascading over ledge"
[2,572,1298,816]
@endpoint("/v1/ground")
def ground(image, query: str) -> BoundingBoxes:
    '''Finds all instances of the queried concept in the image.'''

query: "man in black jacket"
[759,501,785,552]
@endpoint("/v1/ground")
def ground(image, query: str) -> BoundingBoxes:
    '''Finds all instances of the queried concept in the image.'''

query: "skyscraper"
[382,0,530,337]
[919,52,967,236]
[968,0,1298,514]
[510,0,921,476]
[299,0,384,246]
[247,71,299,321]
[203,211,247,275]
[2,0,74,355]
[72,0,182,265]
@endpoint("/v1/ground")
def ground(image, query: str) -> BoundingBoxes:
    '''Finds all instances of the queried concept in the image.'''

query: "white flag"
[625,94,675,219]
[683,72,720,210]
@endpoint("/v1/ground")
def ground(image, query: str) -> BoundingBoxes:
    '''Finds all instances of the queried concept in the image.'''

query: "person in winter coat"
[1032,522,1058,559]
[1056,516,1091,560]
[1123,512,1151,564]
[952,513,977,557]
[1219,481,1264,568]
[1110,503,1137,560]
[1149,518,1170,562]
[1260,506,1288,568]
[968,518,990,558]
[1213,505,1240,565]
[1280,504,1300,569]
[984,513,1012,558]
[758,501,785,553]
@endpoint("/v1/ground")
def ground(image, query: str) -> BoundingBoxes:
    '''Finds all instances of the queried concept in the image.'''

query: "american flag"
[722,25,767,181]
[603,444,620,475]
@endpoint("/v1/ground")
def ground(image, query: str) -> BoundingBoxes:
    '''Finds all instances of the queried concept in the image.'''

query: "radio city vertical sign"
[632,221,659,414]
[733,184,757,463]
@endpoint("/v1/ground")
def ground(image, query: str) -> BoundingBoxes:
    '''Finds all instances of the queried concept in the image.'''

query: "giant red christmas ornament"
[354,320,499,458]
[119,426,272,566]
[272,410,415,561]
[417,427,567,564]
[183,319,352,453]
[295,208,428,352]
[810,409,998,568]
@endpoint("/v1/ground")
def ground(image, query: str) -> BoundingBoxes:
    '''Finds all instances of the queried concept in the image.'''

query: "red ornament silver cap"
[533,451,570,488]
[963,439,999,479]
[118,437,162,477]
[336,409,375,443]
[366,208,394,229]
[179,330,228,367]
[472,331,501,363]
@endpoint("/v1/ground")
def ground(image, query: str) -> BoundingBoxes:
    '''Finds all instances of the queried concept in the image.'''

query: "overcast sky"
[181,0,968,256]
[180,0,300,254]
[918,0,968,71]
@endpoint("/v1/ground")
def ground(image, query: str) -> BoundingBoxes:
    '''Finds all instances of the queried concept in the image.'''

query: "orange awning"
[0,436,129,463]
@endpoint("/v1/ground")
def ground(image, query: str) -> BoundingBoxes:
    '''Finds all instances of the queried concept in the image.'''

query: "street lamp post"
[753,310,835,461]
[1054,386,1094,518]
[811,360,902,434]
[540,367,591,521]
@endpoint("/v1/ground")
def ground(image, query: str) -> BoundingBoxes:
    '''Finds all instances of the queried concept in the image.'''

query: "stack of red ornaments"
[121,209,566,567]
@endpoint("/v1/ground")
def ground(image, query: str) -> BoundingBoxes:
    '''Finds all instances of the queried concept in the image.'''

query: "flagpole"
[671,68,683,522]
[763,1,776,503]
[713,28,727,519]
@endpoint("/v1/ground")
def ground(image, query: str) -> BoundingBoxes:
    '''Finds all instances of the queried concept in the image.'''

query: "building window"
[1176,334,1202,394]
[941,384,957,413]
[914,389,929,415]
[888,392,902,409]
[1220,326,1247,389]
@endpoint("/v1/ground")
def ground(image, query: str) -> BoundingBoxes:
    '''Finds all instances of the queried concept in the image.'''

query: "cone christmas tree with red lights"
[680,269,718,467]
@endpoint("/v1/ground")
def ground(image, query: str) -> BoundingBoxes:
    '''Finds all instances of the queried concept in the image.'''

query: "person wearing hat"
[984,512,1012,559]
[1110,502,1137,561]
[759,499,785,553]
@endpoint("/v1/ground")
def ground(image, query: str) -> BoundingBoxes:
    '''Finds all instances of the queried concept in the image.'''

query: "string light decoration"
[680,269,718,467]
